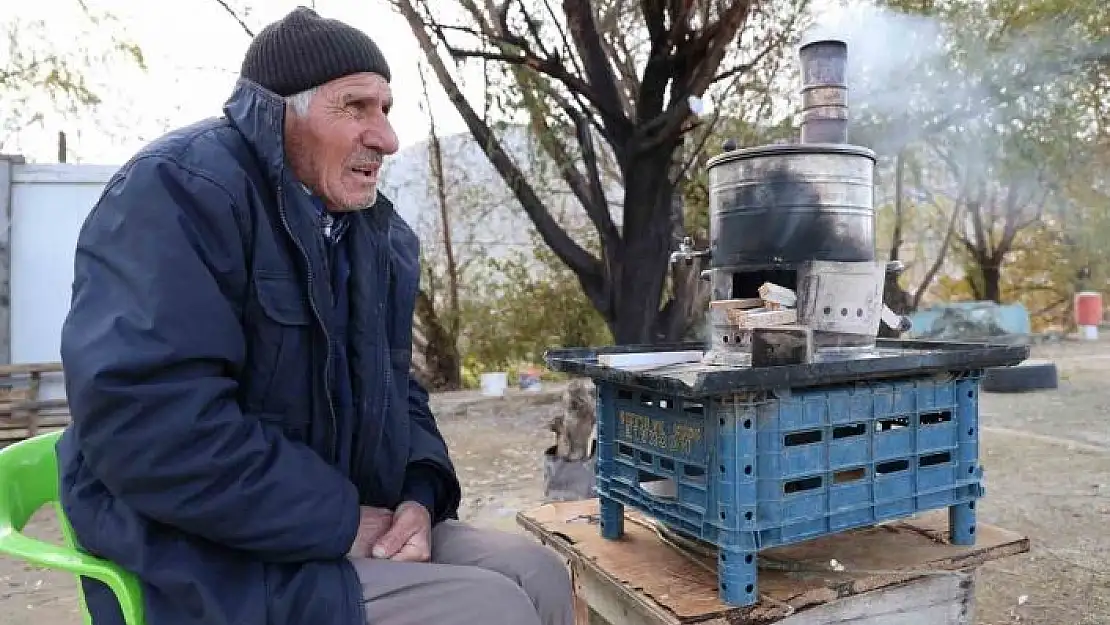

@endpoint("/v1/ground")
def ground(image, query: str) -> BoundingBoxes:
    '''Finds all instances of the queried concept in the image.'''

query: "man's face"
[285,72,399,212]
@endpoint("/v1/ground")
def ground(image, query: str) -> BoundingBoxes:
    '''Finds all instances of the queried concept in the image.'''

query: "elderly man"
[56,7,573,625]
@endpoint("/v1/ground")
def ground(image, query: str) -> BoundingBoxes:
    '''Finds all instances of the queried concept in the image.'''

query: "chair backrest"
[0,430,64,534]
[0,430,99,625]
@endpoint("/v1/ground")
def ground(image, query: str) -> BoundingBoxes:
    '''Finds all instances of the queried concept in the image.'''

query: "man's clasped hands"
[347,501,433,562]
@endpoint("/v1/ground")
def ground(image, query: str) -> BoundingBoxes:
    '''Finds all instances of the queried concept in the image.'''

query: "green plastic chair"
[0,430,145,625]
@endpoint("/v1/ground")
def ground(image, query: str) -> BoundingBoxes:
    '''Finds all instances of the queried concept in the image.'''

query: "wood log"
[728,308,798,328]
[751,325,815,367]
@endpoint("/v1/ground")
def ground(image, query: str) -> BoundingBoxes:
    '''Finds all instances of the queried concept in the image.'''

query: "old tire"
[981,359,1058,393]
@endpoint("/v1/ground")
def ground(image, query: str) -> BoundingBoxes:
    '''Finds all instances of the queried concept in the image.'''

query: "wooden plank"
[774,573,973,625]
[728,308,798,328]
[0,362,63,376]
[518,499,1028,624]
[0,398,68,413]
[709,298,764,310]
[0,413,69,429]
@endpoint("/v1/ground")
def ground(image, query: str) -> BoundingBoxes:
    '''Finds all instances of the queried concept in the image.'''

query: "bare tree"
[412,61,464,390]
[880,148,963,322]
[391,0,808,344]
[924,136,1051,304]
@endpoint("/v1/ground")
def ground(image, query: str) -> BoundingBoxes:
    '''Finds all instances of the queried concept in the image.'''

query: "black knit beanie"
[240,6,391,97]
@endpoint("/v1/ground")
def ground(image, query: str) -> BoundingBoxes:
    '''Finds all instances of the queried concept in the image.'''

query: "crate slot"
[878,417,909,431]
[684,401,705,416]
[833,467,867,483]
[832,423,867,439]
[920,411,953,426]
[876,459,910,474]
[920,451,952,467]
[617,443,635,457]
[683,465,706,481]
[784,476,822,494]
[784,430,822,446]
[660,457,675,472]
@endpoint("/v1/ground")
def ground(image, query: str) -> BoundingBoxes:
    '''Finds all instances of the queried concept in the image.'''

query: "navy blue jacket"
[55,78,462,625]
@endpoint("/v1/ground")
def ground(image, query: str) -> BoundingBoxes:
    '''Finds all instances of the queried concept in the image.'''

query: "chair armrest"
[0,529,145,625]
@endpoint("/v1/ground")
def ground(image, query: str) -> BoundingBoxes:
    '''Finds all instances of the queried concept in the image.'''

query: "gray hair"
[285,87,319,117]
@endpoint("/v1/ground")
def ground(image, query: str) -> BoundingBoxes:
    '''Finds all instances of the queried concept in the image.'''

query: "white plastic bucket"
[480,372,508,397]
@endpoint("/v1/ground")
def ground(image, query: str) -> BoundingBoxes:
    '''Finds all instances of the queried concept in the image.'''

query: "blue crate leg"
[948,501,976,545]
[718,549,758,607]
[599,496,624,539]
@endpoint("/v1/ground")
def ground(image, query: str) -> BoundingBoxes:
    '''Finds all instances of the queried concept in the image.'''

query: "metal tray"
[544,339,1030,398]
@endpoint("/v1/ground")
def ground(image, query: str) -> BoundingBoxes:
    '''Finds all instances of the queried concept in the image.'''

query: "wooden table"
[517,499,1029,625]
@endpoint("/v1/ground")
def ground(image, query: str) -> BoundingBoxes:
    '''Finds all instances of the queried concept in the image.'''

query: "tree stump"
[543,378,598,502]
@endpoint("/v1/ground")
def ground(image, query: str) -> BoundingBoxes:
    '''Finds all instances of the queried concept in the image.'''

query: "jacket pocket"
[255,272,311,326]
[249,271,312,423]
[254,411,308,442]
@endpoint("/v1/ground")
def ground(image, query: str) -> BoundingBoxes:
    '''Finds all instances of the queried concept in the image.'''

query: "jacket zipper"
[275,179,339,459]
[380,219,393,432]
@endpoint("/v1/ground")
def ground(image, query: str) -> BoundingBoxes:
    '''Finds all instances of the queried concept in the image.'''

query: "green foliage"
[458,231,611,386]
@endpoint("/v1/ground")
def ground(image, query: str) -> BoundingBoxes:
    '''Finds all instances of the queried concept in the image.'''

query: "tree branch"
[423,7,629,131]
[395,0,604,292]
[636,1,761,154]
[210,0,254,37]
[913,199,962,309]
[523,79,621,252]
[889,151,906,262]
[561,0,633,142]
[451,0,620,252]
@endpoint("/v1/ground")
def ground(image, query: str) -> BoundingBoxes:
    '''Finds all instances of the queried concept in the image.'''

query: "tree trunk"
[414,291,463,391]
[981,264,1002,303]
[606,145,683,345]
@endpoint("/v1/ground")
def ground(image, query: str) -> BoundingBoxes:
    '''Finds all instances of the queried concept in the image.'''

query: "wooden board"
[518,499,1029,625]
[0,362,68,444]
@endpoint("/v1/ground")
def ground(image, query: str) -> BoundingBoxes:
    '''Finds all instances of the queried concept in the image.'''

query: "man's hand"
[371,501,432,562]
[346,506,395,559]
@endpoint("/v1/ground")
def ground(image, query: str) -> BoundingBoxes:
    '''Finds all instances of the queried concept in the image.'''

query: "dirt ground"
[1,339,1108,625]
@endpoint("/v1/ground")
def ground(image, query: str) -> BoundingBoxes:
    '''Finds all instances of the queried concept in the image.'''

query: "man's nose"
[363,120,399,156]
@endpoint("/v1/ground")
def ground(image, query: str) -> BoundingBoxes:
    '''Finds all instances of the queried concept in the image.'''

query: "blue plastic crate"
[595,372,984,607]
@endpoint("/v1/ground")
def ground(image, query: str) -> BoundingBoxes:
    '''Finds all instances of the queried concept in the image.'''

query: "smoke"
[801,1,1106,170]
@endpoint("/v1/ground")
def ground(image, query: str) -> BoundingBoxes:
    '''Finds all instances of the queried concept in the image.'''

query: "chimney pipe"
[798,39,849,144]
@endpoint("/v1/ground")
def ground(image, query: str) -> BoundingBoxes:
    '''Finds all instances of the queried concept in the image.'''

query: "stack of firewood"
[708,282,814,367]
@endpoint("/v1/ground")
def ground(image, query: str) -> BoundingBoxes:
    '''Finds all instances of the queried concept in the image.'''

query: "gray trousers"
[350,520,575,625]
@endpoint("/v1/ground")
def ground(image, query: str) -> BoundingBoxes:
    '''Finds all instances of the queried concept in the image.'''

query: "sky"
[8,0,848,165]
[8,0,472,164]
